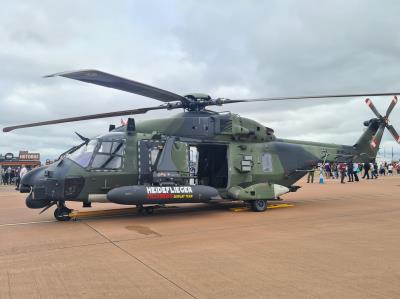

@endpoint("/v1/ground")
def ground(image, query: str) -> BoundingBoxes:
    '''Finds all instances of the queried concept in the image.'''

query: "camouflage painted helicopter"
[3,70,400,221]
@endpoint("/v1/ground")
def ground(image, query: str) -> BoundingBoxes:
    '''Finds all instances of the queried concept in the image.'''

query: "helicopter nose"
[22,159,85,209]
[25,193,51,209]
[20,166,47,193]
[24,175,66,209]
[21,167,52,208]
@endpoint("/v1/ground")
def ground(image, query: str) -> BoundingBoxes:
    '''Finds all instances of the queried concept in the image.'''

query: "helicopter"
[3,70,400,221]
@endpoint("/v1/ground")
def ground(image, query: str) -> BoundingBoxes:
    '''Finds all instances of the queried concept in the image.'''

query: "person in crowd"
[0,167,4,185]
[2,169,6,185]
[5,166,12,185]
[396,163,400,175]
[307,167,315,183]
[16,168,20,180]
[353,162,360,182]
[4,168,7,185]
[15,167,21,190]
[338,162,347,184]
[332,163,338,179]
[371,162,378,179]
[347,161,354,182]
[19,165,28,182]
[379,163,386,176]
[324,163,331,179]
[362,162,370,179]
[388,164,394,176]
[11,169,16,184]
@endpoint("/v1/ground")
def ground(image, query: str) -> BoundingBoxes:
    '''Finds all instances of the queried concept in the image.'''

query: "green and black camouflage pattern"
[22,111,383,206]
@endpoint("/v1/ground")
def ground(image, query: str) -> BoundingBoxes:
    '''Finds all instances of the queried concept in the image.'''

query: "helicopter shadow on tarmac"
[68,200,295,224]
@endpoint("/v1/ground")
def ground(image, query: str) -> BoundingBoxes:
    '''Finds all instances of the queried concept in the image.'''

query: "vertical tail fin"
[354,119,383,161]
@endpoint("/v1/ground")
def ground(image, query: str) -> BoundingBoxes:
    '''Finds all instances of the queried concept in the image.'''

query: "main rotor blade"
[226,92,400,104]
[387,125,400,144]
[385,96,398,118]
[3,105,167,132]
[45,70,189,104]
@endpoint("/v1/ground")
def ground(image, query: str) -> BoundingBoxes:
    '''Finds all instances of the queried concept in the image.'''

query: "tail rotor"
[365,96,400,149]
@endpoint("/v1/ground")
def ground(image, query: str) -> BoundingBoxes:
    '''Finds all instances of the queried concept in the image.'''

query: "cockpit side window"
[90,140,125,170]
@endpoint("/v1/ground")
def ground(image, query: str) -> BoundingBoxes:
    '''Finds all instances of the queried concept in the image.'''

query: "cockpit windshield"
[68,140,98,168]
[67,139,125,169]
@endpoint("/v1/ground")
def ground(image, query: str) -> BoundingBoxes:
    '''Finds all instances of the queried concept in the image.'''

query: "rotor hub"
[183,93,213,111]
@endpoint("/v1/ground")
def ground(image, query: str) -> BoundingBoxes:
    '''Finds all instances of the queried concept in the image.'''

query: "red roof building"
[0,151,41,169]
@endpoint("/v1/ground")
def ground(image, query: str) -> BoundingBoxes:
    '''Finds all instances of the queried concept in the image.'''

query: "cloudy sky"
[1,0,400,161]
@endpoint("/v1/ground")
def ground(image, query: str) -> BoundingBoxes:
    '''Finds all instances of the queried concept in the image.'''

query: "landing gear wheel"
[137,204,144,214]
[82,202,92,208]
[251,200,268,212]
[54,204,72,221]
[145,206,154,215]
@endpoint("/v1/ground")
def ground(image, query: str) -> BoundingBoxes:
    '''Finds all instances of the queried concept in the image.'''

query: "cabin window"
[91,140,125,170]
[149,148,161,168]
[261,153,273,172]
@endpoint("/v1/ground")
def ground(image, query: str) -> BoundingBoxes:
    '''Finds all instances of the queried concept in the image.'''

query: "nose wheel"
[54,203,72,221]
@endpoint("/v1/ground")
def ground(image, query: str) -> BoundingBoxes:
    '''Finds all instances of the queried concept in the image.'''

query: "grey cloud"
[1,0,400,160]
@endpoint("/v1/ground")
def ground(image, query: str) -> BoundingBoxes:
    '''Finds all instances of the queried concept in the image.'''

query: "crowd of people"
[0,165,29,189]
[307,161,400,184]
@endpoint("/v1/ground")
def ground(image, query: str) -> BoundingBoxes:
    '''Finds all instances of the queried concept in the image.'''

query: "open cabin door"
[196,144,228,188]
[138,137,190,185]
[138,138,228,189]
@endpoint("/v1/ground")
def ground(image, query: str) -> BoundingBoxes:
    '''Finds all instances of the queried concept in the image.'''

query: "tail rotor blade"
[370,124,385,150]
[385,96,398,117]
[365,98,383,119]
[387,125,400,144]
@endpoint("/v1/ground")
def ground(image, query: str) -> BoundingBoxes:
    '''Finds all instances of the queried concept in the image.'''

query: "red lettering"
[146,193,173,199]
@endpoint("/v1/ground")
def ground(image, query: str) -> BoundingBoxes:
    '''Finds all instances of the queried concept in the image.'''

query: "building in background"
[0,151,41,169]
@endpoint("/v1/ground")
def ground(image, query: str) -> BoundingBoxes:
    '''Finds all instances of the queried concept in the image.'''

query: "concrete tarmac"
[1,176,400,298]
